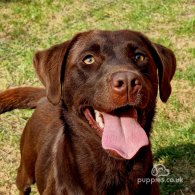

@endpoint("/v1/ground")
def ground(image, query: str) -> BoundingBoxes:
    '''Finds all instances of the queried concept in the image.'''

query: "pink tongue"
[102,109,149,159]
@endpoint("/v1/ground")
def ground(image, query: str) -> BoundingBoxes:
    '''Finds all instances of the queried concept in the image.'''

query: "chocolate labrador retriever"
[0,30,176,195]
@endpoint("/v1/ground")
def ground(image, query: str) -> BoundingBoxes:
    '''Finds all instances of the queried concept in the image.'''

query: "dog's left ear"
[33,41,70,105]
[153,43,176,102]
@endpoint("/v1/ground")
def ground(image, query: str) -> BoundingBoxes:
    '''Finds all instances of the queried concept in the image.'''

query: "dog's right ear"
[33,41,70,105]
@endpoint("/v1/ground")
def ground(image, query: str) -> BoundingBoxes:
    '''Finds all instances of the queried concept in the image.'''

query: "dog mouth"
[83,107,105,136]
[82,105,149,160]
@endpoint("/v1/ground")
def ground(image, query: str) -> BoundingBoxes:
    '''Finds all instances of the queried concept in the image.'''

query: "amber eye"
[83,55,95,64]
[134,53,145,62]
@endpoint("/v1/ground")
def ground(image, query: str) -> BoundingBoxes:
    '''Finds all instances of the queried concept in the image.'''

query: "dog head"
[33,30,176,160]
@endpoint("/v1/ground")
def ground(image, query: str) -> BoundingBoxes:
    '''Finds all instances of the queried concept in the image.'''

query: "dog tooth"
[95,110,101,122]
[95,110,104,129]
[98,119,104,129]
[95,110,100,120]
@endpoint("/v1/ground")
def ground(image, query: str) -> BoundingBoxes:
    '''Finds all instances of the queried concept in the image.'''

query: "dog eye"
[134,53,145,62]
[83,55,95,64]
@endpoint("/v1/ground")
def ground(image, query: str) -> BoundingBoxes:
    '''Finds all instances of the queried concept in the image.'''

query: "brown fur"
[0,30,176,195]
[0,87,45,114]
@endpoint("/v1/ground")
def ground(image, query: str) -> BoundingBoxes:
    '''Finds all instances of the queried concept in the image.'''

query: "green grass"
[0,0,194,194]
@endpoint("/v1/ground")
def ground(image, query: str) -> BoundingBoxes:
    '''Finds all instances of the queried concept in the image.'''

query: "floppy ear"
[153,43,176,102]
[33,41,70,105]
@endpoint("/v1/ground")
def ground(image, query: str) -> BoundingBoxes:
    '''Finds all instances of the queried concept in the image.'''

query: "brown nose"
[111,71,142,95]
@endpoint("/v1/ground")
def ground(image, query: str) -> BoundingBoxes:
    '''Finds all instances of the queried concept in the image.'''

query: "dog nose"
[111,71,142,95]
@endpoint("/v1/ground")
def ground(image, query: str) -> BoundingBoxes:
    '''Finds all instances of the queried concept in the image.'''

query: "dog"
[0,30,176,195]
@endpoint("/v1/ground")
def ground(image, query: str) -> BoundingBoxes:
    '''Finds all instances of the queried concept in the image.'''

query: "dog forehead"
[69,30,146,59]
[76,30,144,47]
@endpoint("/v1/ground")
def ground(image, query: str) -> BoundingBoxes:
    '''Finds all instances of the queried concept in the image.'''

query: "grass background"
[0,0,194,194]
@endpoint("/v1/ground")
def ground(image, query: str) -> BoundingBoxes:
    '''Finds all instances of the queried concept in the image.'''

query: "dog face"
[65,31,157,110]
[33,30,176,160]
